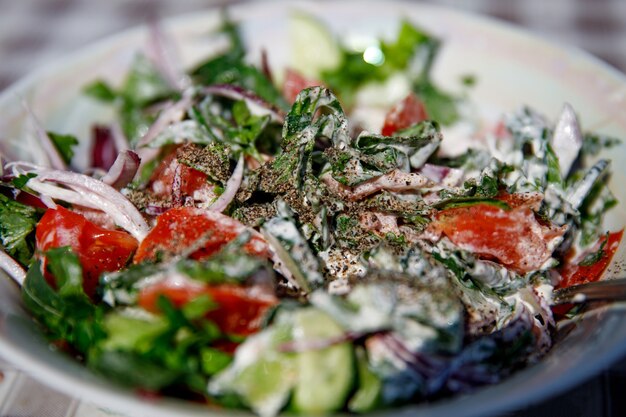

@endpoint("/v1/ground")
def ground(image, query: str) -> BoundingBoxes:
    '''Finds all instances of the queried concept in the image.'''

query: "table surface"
[0,0,625,416]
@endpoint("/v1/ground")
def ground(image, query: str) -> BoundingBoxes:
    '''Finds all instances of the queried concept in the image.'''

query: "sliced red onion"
[209,154,244,212]
[551,103,583,178]
[7,162,149,241]
[203,84,285,123]
[261,48,274,84]
[38,194,57,209]
[0,249,26,286]
[146,19,189,91]
[145,204,172,216]
[100,150,141,190]
[91,125,118,170]
[136,91,194,148]
[278,331,363,353]
[321,170,433,201]
[111,122,130,153]
[420,163,464,186]
[359,211,400,236]
[171,164,183,207]
[21,100,67,170]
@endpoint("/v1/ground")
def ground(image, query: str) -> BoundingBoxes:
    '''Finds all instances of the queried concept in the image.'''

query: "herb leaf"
[0,194,41,265]
[47,132,79,165]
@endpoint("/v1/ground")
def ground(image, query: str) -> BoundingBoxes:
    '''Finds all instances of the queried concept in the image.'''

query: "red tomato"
[381,93,428,136]
[36,206,138,297]
[148,146,216,203]
[283,68,322,104]
[138,280,277,336]
[430,201,565,273]
[558,230,624,289]
[134,207,271,264]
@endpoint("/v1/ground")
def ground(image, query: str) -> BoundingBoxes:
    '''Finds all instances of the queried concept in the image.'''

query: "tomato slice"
[430,199,566,273]
[283,68,322,104]
[558,230,624,289]
[134,207,271,263]
[148,146,217,203]
[36,206,138,297]
[138,279,277,336]
[381,93,428,136]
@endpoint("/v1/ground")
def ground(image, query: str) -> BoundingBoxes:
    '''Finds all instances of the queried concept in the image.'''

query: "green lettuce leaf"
[0,194,42,265]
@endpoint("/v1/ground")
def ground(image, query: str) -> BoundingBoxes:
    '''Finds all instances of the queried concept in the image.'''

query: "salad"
[0,10,623,417]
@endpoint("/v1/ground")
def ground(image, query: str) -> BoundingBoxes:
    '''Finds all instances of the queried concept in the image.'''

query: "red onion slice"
[0,249,26,286]
[91,125,118,170]
[209,154,244,213]
[551,103,583,178]
[145,19,189,91]
[420,163,464,186]
[7,162,149,241]
[21,101,67,170]
[100,150,141,190]
[111,122,130,153]
[203,84,285,123]
[136,91,194,148]
[321,170,433,201]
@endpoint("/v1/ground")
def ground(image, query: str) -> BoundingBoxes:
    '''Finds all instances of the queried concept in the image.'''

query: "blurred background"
[0,0,625,91]
[0,0,624,416]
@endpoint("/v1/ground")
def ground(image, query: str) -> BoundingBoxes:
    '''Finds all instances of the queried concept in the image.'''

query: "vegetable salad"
[0,11,623,417]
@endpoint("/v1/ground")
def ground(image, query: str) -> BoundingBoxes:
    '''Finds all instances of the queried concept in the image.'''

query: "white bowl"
[1,1,625,416]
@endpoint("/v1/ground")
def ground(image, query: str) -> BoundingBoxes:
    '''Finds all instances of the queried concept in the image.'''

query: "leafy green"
[578,234,608,266]
[83,80,117,102]
[90,291,231,394]
[84,54,176,145]
[177,234,268,285]
[100,312,169,351]
[435,198,509,211]
[100,262,162,306]
[45,247,87,298]
[191,16,287,109]
[320,20,459,124]
[326,121,442,186]
[22,255,105,354]
[262,201,324,292]
[102,232,269,308]
[201,347,233,375]
[413,81,460,126]
[545,144,562,185]
[322,21,435,105]
[582,132,621,156]
[578,179,617,247]
[189,98,279,162]
[11,173,37,189]
[0,193,42,265]
[88,349,182,390]
[269,87,348,189]
[47,132,79,165]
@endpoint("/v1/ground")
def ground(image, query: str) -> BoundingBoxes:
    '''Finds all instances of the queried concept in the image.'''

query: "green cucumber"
[291,308,354,414]
[348,347,382,413]
[101,310,168,352]
[234,355,297,416]
[210,321,297,417]
[289,12,342,79]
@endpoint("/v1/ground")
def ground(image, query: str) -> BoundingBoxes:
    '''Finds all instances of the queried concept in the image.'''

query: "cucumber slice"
[291,308,354,414]
[209,321,297,417]
[348,347,382,413]
[289,12,342,79]
[101,310,168,352]
[234,356,296,417]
